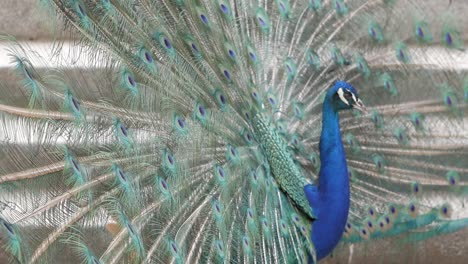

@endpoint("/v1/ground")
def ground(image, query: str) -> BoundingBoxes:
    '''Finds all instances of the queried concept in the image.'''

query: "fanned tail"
[1,0,467,263]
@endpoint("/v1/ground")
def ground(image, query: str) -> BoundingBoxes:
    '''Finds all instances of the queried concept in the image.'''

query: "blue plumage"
[0,1,467,263]
[305,81,361,260]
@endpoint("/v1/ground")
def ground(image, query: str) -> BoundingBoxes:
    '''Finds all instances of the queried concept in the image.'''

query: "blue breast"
[304,94,351,261]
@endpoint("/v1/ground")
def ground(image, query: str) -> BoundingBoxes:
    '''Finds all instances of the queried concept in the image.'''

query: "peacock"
[1,0,467,263]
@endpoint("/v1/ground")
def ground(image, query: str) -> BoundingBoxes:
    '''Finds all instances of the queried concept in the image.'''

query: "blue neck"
[318,100,348,192]
[310,99,350,261]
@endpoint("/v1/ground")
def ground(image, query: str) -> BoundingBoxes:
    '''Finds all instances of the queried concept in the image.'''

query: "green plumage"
[253,114,315,219]
[0,0,467,263]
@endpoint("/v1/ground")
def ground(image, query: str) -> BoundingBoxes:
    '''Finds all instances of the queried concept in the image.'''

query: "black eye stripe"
[334,88,357,103]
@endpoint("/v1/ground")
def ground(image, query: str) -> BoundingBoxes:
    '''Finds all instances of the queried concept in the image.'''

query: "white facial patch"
[351,92,357,104]
[337,88,349,105]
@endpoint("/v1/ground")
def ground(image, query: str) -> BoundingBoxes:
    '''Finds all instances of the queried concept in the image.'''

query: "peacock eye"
[336,87,357,106]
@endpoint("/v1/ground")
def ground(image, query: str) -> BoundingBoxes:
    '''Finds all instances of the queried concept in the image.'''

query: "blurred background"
[1,0,467,263]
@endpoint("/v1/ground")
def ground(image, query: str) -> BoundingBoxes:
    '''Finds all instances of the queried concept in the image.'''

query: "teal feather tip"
[1,0,467,263]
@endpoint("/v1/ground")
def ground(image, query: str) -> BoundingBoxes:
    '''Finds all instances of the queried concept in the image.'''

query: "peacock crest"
[0,0,467,263]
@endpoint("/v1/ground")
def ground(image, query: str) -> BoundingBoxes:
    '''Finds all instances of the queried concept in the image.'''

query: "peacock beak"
[353,98,367,113]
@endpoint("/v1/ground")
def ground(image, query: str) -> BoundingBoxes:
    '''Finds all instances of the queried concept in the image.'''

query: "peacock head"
[328,81,366,112]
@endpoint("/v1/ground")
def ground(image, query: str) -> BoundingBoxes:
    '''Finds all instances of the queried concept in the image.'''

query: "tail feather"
[1,0,467,263]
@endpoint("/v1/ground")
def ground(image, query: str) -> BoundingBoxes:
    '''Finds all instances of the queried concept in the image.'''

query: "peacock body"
[0,0,467,263]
